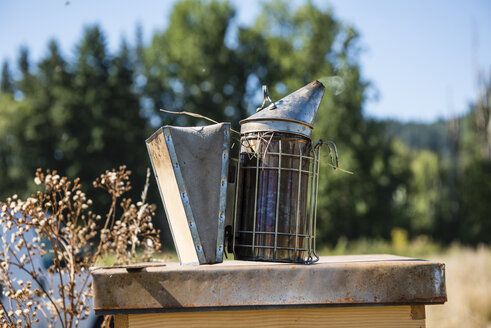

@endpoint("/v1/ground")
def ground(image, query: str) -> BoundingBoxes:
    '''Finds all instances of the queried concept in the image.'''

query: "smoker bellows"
[146,123,230,265]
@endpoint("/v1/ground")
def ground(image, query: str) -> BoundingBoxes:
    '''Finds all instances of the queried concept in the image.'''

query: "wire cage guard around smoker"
[232,132,328,264]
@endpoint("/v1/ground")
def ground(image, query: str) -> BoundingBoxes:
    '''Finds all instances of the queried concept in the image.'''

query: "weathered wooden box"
[91,254,446,327]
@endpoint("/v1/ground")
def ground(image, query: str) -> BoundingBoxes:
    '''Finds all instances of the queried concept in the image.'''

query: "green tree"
[0,41,72,198]
[407,149,442,233]
[460,158,491,243]
[30,40,71,171]
[3,0,486,247]
[17,47,37,96]
[50,26,149,195]
[107,38,150,189]
[144,0,248,127]
[0,95,34,196]
[141,0,415,243]
[456,74,491,244]
[0,27,150,204]
[237,1,411,243]
[0,60,14,93]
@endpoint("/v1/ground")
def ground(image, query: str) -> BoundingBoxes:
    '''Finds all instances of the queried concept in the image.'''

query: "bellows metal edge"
[216,125,230,262]
[145,130,199,265]
[162,127,206,264]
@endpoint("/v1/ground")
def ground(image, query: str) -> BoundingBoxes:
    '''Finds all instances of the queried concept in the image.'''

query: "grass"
[318,231,442,259]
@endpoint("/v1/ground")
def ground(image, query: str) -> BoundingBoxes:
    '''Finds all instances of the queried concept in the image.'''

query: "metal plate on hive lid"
[146,123,230,265]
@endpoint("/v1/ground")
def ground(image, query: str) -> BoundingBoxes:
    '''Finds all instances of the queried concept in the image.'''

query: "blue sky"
[0,0,490,122]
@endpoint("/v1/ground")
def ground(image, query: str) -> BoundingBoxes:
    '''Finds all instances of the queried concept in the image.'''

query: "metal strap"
[164,128,206,264]
[273,140,282,260]
[232,151,241,259]
[252,135,261,255]
[294,144,302,259]
[216,127,230,263]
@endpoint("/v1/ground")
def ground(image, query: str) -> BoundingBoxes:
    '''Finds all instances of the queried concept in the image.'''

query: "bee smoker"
[232,80,335,264]
[146,123,231,265]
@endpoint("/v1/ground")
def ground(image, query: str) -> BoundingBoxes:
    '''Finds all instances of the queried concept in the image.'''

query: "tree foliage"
[0,0,488,246]
[0,28,150,205]
[144,0,248,128]
[0,61,14,94]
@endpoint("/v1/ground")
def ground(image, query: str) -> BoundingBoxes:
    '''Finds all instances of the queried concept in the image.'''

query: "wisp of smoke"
[318,76,345,96]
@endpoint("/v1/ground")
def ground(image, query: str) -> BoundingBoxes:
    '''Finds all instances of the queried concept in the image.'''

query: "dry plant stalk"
[0,166,161,327]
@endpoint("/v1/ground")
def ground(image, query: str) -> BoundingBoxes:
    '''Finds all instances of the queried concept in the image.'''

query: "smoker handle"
[315,139,339,170]
[256,85,277,112]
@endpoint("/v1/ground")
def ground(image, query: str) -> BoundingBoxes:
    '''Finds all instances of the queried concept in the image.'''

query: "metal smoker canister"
[233,80,328,264]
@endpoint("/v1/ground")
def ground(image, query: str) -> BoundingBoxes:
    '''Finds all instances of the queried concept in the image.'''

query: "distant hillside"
[382,119,449,154]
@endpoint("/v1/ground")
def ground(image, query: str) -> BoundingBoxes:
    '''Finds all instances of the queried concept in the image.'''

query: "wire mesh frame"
[232,134,322,264]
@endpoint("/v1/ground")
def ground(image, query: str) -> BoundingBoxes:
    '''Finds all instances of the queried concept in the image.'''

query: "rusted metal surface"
[91,255,446,314]
[91,262,167,272]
